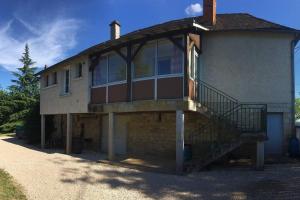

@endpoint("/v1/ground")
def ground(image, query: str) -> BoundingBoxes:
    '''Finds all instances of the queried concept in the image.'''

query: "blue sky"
[0,0,300,95]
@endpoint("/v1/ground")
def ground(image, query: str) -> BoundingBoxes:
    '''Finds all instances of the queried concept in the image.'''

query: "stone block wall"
[126,112,209,158]
[72,114,102,151]
[127,112,176,158]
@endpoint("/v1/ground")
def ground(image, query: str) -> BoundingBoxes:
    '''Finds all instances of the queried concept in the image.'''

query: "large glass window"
[108,54,126,82]
[133,43,155,79]
[92,51,127,86]
[157,38,183,75]
[93,57,107,85]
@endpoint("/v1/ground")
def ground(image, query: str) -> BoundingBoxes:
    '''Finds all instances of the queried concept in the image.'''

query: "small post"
[176,110,185,174]
[256,140,265,170]
[41,114,45,149]
[66,113,72,154]
[108,112,115,160]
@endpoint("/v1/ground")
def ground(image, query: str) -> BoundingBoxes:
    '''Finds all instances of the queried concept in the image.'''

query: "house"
[38,0,300,173]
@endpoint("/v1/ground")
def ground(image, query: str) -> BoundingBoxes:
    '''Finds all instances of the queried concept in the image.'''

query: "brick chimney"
[203,0,216,26]
[110,20,121,40]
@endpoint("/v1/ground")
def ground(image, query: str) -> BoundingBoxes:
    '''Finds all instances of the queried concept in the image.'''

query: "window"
[45,75,49,87]
[133,43,155,79]
[157,38,183,75]
[93,57,107,86]
[64,69,70,94]
[194,52,198,80]
[53,72,57,84]
[133,38,183,79]
[190,50,195,79]
[190,48,198,80]
[92,51,127,86]
[75,63,83,78]
[108,54,126,82]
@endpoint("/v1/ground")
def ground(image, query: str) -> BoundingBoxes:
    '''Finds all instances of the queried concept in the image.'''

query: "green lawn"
[0,169,27,200]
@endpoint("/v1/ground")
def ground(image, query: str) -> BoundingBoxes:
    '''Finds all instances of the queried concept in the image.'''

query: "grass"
[0,169,27,200]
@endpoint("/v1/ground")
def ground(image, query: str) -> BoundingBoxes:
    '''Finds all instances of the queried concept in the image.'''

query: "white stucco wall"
[200,31,295,146]
[201,31,294,104]
[40,56,90,114]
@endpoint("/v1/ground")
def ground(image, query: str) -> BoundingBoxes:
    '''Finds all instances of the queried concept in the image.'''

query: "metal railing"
[189,80,267,163]
[198,80,239,116]
[197,81,267,133]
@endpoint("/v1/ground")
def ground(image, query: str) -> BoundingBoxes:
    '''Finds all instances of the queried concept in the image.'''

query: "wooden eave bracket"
[89,54,100,71]
[114,49,127,61]
[168,36,185,52]
[131,41,147,60]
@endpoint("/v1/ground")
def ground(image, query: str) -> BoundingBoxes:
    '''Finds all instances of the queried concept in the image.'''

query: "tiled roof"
[201,13,299,32]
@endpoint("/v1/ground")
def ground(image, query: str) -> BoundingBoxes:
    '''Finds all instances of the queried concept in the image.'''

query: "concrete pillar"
[108,112,115,160]
[176,110,185,174]
[256,141,265,170]
[41,115,45,149]
[66,113,72,154]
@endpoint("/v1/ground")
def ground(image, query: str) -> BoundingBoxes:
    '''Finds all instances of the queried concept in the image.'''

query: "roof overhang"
[37,20,207,75]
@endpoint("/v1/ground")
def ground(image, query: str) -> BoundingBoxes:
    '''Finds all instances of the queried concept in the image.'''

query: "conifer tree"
[10,44,38,97]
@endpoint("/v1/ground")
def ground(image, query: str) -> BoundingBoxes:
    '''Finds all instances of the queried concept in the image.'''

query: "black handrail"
[198,80,238,102]
[189,79,268,165]
[198,80,239,117]
[193,104,267,141]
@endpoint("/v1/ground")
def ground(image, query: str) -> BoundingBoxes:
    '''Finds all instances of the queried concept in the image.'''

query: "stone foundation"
[48,105,293,159]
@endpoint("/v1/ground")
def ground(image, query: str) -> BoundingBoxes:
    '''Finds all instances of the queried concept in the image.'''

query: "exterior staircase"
[186,80,267,171]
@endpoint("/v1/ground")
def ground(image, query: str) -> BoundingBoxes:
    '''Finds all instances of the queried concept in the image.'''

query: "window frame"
[74,63,83,79]
[132,37,184,82]
[92,52,127,88]
[132,40,156,80]
[53,71,58,85]
[45,74,49,87]
[156,37,184,77]
[63,68,70,94]
[189,46,199,81]
[91,36,184,87]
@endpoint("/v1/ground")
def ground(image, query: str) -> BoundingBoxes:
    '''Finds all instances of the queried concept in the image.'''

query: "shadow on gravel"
[1,136,63,154]
[3,136,300,199]
[52,153,300,200]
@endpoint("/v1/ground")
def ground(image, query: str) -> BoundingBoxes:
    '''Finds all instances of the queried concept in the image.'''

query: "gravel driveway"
[0,136,300,200]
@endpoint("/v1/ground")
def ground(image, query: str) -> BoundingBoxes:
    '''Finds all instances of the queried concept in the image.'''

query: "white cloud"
[185,3,203,16]
[0,17,80,71]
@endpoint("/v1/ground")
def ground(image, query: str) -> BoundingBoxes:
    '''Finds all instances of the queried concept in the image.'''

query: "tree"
[0,44,39,133]
[10,44,39,98]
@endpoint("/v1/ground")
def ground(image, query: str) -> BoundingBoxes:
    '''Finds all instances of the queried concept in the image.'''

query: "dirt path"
[0,136,300,200]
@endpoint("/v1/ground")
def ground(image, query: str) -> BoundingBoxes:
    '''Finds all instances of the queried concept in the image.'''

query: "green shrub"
[23,101,41,144]
[0,121,23,133]
[8,109,30,122]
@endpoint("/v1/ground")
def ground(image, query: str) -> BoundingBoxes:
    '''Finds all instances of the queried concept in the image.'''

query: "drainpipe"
[291,34,300,135]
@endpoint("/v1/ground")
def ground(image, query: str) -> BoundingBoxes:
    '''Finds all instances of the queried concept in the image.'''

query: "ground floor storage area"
[41,112,213,172]
[40,109,292,173]
[44,112,210,157]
